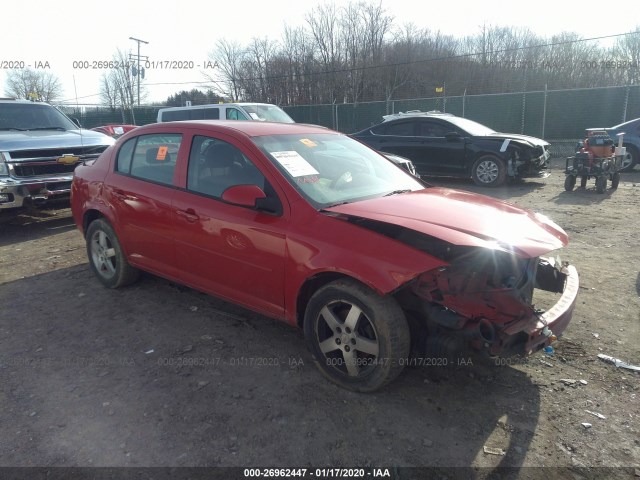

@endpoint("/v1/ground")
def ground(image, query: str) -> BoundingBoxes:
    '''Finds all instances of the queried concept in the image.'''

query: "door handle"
[176,208,199,223]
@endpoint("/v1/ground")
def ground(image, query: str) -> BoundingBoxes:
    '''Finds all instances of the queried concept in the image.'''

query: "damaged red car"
[71,120,579,392]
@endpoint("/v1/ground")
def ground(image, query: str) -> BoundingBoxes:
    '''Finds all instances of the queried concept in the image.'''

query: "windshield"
[445,116,495,136]
[253,133,424,208]
[0,103,77,130]
[242,104,295,123]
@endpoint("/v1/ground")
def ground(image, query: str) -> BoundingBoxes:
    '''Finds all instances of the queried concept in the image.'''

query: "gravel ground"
[0,159,638,479]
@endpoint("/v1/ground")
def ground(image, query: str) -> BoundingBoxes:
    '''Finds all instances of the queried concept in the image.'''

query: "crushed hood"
[324,188,568,258]
[0,129,114,153]
[480,133,550,148]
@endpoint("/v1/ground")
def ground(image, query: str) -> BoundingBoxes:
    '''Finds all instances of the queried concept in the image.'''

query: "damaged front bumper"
[409,253,579,358]
[496,262,578,356]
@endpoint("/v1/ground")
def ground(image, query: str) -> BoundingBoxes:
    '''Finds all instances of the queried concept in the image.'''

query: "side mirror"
[444,131,461,142]
[221,184,266,208]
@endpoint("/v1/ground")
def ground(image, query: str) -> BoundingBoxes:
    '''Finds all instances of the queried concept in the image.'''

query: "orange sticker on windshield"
[299,139,317,148]
[156,146,168,160]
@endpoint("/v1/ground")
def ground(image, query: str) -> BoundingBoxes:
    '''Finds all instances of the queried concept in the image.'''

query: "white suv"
[157,103,294,123]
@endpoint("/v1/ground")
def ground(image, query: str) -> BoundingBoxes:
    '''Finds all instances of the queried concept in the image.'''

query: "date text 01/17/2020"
[324,356,473,368]
[243,467,393,477]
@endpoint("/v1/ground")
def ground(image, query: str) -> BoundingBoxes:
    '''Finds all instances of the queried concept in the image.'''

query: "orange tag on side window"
[156,146,168,161]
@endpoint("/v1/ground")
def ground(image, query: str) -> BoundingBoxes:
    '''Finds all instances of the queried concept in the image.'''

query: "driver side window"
[187,136,265,199]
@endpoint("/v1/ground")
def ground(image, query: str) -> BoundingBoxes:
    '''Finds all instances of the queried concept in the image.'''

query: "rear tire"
[86,218,140,288]
[580,176,588,188]
[611,172,620,189]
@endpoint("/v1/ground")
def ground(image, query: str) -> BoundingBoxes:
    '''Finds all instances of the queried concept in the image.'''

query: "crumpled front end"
[507,143,551,179]
[404,246,578,358]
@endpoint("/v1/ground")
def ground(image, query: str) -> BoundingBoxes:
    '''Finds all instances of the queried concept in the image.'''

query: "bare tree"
[197,0,634,108]
[205,39,246,101]
[280,25,316,104]
[243,37,278,101]
[611,27,640,85]
[99,49,145,113]
[306,3,345,102]
[4,69,63,102]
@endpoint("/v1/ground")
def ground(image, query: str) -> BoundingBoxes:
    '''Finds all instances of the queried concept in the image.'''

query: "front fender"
[283,208,447,324]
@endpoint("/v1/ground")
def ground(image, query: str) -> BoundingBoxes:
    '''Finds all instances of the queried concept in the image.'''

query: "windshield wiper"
[28,126,67,131]
[0,127,27,131]
[383,189,412,197]
[321,201,352,209]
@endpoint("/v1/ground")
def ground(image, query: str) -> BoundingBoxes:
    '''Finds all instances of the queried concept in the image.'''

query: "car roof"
[382,110,454,122]
[611,117,640,129]
[157,102,281,111]
[130,120,339,137]
[0,99,50,105]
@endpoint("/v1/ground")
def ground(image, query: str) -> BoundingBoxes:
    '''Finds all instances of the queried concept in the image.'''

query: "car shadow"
[549,187,619,206]
[0,206,76,247]
[1,266,540,472]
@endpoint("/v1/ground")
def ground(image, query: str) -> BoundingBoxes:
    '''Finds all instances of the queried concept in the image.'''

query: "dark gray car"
[351,111,550,187]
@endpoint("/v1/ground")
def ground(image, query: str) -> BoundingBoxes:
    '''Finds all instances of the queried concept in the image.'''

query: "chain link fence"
[57,106,159,128]
[285,85,640,156]
[57,85,640,159]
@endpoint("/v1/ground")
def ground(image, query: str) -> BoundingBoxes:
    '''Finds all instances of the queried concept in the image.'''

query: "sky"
[1,0,639,105]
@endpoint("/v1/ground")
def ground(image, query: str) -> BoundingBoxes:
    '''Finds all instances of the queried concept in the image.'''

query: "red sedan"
[71,120,579,391]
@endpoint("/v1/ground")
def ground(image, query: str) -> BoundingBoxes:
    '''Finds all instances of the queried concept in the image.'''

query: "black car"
[381,152,419,177]
[351,111,550,187]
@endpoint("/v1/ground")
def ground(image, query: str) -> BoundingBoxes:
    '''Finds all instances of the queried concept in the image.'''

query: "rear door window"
[371,121,415,136]
[126,134,183,186]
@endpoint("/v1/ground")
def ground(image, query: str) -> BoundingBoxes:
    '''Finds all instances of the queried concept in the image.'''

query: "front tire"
[564,175,576,192]
[303,279,410,392]
[595,175,607,194]
[86,218,140,288]
[471,155,506,187]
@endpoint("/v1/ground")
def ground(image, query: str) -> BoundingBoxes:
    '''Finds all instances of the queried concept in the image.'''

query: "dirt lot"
[0,159,639,478]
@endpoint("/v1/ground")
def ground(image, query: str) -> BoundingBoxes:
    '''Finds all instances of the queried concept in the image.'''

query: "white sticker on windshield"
[113,126,124,135]
[270,151,319,177]
[249,112,260,120]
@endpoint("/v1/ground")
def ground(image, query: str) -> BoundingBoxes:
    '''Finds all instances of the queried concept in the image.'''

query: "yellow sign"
[435,87,444,93]
[57,155,80,165]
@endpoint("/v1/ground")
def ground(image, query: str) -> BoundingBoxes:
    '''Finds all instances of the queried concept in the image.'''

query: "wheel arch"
[623,142,638,162]
[83,209,106,237]
[296,272,382,328]
[467,150,507,174]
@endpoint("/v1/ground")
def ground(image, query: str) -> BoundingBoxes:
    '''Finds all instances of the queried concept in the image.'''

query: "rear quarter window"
[116,138,136,174]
